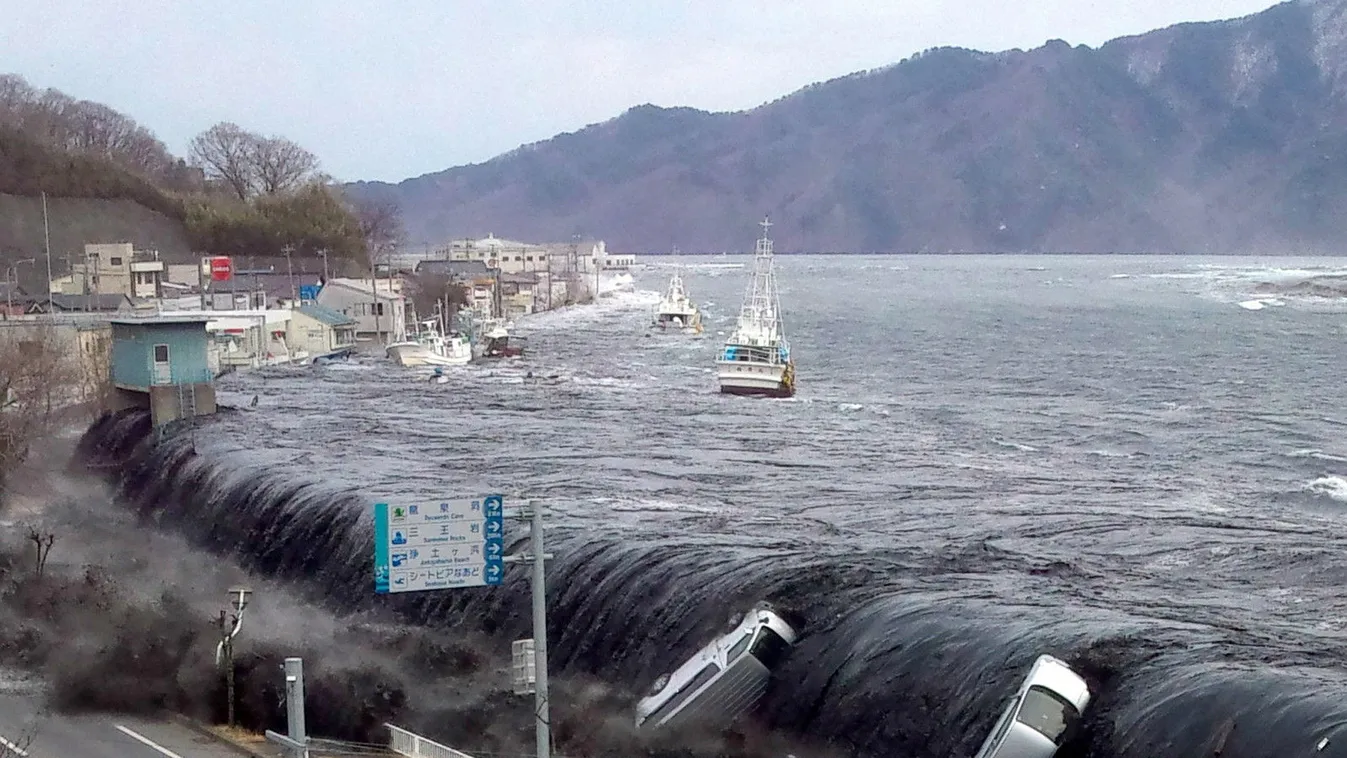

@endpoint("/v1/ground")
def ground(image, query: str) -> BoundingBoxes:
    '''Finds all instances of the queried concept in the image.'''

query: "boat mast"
[738,217,779,339]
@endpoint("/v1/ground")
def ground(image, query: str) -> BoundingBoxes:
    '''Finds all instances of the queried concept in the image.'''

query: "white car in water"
[634,602,798,731]
[973,654,1091,758]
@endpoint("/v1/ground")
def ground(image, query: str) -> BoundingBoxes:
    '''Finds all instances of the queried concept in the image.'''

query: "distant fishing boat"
[652,273,703,333]
[715,217,794,398]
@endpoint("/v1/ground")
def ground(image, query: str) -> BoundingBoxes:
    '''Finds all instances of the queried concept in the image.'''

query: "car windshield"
[749,626,792,669]
[726,630,753,661]
[1015,686,1080,744]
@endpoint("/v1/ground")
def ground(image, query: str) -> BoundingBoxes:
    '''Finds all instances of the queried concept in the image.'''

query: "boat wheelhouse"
[714,217,794,397]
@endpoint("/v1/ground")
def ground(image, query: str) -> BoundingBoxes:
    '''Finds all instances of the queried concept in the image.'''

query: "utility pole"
[284,658,306,752]
[265,658,309,758]
[318,248,329,284]
[369,251,381,344]
[282,244,297,303]
[41,191,52,313]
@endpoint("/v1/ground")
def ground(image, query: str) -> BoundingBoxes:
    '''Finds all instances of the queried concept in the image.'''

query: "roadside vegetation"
[0,73,396,268]
[0,324,89,493]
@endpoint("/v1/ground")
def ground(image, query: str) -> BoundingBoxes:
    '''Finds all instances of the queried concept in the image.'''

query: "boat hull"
[387,342,471,367]
[654,314,703,333]
[716,360,795,398]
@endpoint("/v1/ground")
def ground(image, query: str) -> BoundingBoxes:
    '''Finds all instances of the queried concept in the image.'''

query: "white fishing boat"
[652,273,703,333]
[476,319,528,359]
[386,305,472,367]
[715,217,795,398]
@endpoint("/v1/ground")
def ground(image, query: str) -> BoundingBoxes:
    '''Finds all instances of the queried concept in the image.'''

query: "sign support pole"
[530,504,550,758]
[284,657,307,753]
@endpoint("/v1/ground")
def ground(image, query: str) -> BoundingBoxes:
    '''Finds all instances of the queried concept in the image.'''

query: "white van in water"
[634,603,798,731]
[973,654,1092,758]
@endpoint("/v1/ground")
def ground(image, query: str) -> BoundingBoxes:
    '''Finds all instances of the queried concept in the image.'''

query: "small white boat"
[715,217,795,397]
[652,273,703,333]
[476,320,527,359]
[387,316,472,367]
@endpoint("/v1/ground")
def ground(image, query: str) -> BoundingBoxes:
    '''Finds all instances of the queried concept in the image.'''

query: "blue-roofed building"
[287,303,358,360]
[108,315,217,427]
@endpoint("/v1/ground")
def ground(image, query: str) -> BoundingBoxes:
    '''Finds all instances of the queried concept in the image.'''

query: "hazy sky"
[5,1,1276,183]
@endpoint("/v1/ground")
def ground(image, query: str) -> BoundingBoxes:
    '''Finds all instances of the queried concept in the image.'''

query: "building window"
[110,257,123,266]
[374,302,385,316]
[153,344,170,363]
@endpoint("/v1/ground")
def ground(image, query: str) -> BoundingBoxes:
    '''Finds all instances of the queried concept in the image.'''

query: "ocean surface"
[82,255,1347,757]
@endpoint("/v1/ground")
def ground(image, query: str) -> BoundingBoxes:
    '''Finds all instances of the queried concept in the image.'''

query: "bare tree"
[0,74,35,123]
[189,122,257,200]
[252,135,319,195]
[64,100,172,176]
[26,526,54,578]
[407,272,470,325]
[354,197,405,259]
[0,323,81,489]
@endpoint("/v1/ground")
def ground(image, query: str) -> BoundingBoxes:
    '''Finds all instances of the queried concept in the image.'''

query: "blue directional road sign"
[373,495,505,593]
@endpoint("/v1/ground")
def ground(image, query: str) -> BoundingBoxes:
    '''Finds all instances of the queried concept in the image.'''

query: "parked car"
[973,654,1091,758]
[634,602,798,731]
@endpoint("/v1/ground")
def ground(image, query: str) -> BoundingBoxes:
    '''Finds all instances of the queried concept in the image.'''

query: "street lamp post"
[5,258,35,320]
[215,587,253,727]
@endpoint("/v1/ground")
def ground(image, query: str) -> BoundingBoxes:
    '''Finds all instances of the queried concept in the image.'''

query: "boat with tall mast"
[652,272,703,333]
[386,300,472,367]
[715,217,794,397]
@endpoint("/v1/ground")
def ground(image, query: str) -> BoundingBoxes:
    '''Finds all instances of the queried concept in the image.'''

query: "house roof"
[298,303,357,327]
[322,278,402,300]
[27,293,131,312]
[109,315,211,326]
[211,272,321,299]
[415,259,494,279]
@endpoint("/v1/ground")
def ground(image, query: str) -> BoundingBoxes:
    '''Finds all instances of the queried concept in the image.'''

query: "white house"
[315,278,406,342]
[287,304,357,360]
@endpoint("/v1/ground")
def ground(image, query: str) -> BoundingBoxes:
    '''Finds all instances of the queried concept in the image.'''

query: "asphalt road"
[0,694,254,758]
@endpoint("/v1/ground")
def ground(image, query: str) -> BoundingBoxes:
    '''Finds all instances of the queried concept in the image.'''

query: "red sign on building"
[209,256,233,281]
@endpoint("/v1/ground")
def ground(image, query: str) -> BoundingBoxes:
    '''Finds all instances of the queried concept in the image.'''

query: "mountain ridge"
[350,0,1347,253]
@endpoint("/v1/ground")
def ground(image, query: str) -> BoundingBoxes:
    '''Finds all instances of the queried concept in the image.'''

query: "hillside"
[0,122,195,268]
[0,76,371,273]
[348,0,1347,254]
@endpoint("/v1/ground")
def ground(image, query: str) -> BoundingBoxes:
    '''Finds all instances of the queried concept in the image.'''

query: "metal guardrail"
[386,725,477,758]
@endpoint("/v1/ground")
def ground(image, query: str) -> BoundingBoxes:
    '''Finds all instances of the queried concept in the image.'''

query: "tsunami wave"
[74,409,1347,758]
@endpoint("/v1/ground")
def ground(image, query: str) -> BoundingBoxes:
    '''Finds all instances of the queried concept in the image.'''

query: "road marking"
[0,735,28,756]
[114,724,186,758]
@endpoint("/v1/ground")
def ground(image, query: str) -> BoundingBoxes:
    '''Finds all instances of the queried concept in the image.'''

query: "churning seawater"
[80,255,1347,757]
